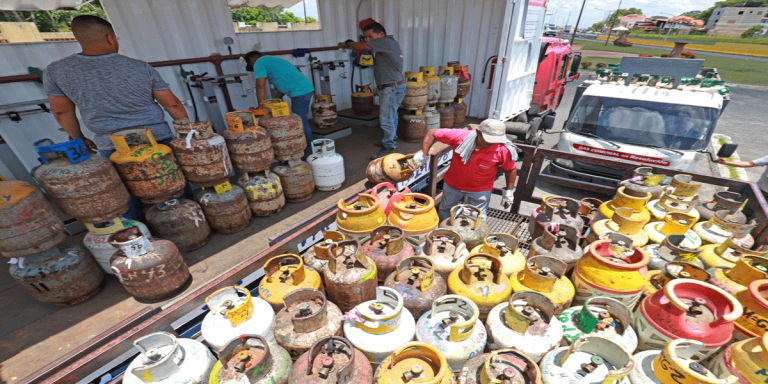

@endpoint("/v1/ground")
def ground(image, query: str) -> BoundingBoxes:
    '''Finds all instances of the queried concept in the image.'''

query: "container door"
[488,0,548,121]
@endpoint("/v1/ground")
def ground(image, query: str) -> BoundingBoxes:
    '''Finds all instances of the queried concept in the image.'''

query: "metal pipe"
[0,73,41,84]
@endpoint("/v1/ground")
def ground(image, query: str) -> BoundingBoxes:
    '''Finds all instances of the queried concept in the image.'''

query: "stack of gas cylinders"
[122,166,766,384]
[416,61,471,130]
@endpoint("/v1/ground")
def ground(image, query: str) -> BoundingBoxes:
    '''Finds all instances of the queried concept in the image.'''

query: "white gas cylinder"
[628,339,739,384]
[540,335,634,384]
[306,139,345,191]
[123,332,216,384]
[201,285,276,353]
[559,296,639,353]
[83,217,152,274]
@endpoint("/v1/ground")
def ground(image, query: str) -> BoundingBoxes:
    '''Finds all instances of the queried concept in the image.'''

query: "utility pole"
[571,0,587,43]
[604,0,624,46]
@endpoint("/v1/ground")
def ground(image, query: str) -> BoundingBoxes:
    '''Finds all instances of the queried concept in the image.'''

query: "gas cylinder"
[238,170,286,216]
[439,204,490,250]
[10,243,103,305]
[447,253,513,321]
[272,160,314,203]
[457,348,542,384]
[451,63,471,99]
[580,197,604,227]
[224,108,274,174]
[731,279,768,339]
[361,226,414,282]
[109,226,189,300]
[634,279,743,361]
[629,339,738,384]
[707,333,768,384]
[33,138,130,223]
[645,234,704,270]
[509,255,575,314]
[273,288,344,360]
[572,237,650,309]
[420,229,469,280]
[258,254,324,312]
[336,194,387,241]
[0,180,65,258]
[694,210,756,247]
[624,167,667,200]
[707,255,768,294]
[699,236,768,269]
[529,223,583,270]
[311,94,338,130]
[373,342,454,384]
[558,297,639,353]
[289,336,373,384]
[669,174,701,198]
[438,66,458,103]
[366,153,417,184]
[303,231,345,274]
[452,99,467,127]
[470,233,526,277]
[170,119,232,187]
[209,334,292,384]
[324,239,378,313]
[383,256,447,320]
[145,198,210,252]
[415,295,487,372]
[367,182,409,217]
[423,105,440,131]
[202,285,276,352]
[539,335,635,384]
[194,184,251,234]
[420,66,441,103]
[485,291,562,362]
[402,72,428,110]
[647,189,701,223]
[343,287,417,366]
[697,191,747,224]
[530,196,584,240]
[84,217,152,273]
[124,332,216,384]
[437,103,454,128]
[588,207,650,247]
[307,139,345,191]
[598,186,652,223]
[403,109,428,142]
[644,261,711,298]
[260,99,307,161]
[388,193,439,243]
[644,212,701,249]
[352,85,375,115]
[109,128,186,204]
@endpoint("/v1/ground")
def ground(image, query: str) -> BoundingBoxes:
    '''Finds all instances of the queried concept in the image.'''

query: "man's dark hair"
[363,22,386,35]
[71,15,114,44]
[244,50,262,71]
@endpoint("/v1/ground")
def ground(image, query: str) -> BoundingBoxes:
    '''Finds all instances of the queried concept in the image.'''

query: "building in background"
[760,17,768,36]
[618,14,646,27]
[705,5,767,36]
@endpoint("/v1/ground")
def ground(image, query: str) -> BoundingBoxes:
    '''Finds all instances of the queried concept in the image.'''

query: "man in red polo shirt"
[412,119,518,220]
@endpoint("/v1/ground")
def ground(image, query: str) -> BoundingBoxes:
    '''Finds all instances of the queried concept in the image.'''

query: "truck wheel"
[505,122,532,142]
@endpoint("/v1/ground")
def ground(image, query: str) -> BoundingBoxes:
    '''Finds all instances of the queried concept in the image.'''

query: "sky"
[541,0,717,28]
[286,0,319,20]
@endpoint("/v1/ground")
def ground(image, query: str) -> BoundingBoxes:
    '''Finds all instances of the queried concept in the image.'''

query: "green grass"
[577,40,768,86]
[629,32,768,45]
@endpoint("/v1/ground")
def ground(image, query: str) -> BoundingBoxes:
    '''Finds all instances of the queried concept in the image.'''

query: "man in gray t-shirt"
[343,22,406,159]
[44,15,188,152]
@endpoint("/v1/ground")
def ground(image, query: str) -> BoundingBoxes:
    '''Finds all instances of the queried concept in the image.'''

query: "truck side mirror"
[569,53,582,78]
[717,143,738,158]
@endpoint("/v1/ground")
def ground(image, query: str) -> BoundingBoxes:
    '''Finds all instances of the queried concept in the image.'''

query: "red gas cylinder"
[529,196,584,240]
[289,336,373,384]
[360,225,415,283]
[367,182,410,217]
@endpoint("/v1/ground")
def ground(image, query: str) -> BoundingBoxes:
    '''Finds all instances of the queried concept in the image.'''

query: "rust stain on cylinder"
[194,186,251,234]
[259,114,307,162]
[238,171,286,216]
[113,151,186,204]
[223,127,275,174]
[452,102,467,127]
[273,162,315,203]
[0,183,65,258]
[438,105,454,128]
[352,96,374,115]
[403,115,428,143]
[145,199,210,252]
[110,239,190,300]
[311,102,338,130]
[170,137,233,188]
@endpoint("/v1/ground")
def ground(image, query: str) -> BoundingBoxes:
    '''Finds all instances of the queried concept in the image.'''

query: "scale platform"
[337,106,380,127]
[310,121,352,140]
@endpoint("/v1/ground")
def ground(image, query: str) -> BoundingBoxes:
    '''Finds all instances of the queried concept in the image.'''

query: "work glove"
[501,188,515,209]
[411,150,429,168]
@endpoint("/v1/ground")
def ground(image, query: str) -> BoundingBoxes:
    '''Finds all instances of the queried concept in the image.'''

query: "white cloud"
[556,0,718,28]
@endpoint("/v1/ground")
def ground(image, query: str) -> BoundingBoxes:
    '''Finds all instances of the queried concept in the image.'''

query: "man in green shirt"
[245,51,315,158]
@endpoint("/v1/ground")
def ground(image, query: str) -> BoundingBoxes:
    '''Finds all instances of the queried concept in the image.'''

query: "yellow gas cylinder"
[629,339,740,384]
[352,84,374,115]
[707,333,768,383]
[699,237,768,269]
[587,206,650,248]
[732,279,768,339]
[373,342,454,384]
[645,212,702,248]
[707,255,768,294]
[669,174,701,198]
[336,193,386,241]
[258,254,323,312]
[643,261,711,298]
[402,71,428,110]
[625,166,667,200]
[301,230,345,274]
[470,233,525,277]
[509,255,575,314]
[693,210,757,247]
[388,193,439,243]
[420,66,441,104]
[108,128,186,204]
[647,187,701,223]
[447,253,513,321]
[366,153,417,184]
[598,186,652,223]
[572,236,650,309]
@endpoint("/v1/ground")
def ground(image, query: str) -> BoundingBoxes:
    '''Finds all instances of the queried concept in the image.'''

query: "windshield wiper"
[625,142,684,155]
[570,131,621,148]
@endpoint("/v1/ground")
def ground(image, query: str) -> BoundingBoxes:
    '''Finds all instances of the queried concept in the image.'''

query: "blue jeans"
[438,183,492,222]
[291,92,314,154]
[378,83,407,149]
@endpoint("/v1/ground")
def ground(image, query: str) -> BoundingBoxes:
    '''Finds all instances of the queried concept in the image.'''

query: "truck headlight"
[554,158,574,169]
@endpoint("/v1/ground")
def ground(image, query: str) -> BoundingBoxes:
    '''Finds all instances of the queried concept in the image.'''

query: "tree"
[0,0,107,32]
[742,25,763,38]
[231,7,318,25]
[591,21,606,31]
[606,8,644,26]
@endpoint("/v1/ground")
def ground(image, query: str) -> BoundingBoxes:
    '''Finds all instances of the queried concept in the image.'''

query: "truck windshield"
[565,96,720,151]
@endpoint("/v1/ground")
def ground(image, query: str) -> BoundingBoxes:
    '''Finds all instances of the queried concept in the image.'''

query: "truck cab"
[532,38,580,115]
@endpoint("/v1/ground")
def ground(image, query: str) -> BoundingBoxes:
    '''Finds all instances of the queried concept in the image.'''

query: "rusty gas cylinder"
[260,99,307,161]
[643,261,711,298]
[366,153,417,184]
[224,108,274,173]
[272,160,315,203]
[579,197,604,227]
[289,336,373,384]
[694,210,756,247]
[273,289,344,360]
[0,180,65,258]
[145,199,210,252]
[420,66,441,103]
[509,255,575,314]
[451,99,467,127]
[194,183,251,234]
[238,170,286,216]
[384,256,448,319]
[109,226,189,300]
[540,335,635,384]
[696,191,747,223]
[403,71,428,110]
[373,342,454,384]
[529,223,583,271]
[457,349,542,384]
[352,85,374,115]
[420,229,470,280]
[361,225,415,282]
[436,103,454,128]
[109,127,186,204]
[209,334,292,384]
[170,119,233,187]
[323,240,378,313]
[259,254,324,312]
[439,204,490,250]
[33,138,130,223]
[10,242,103,305]
[311,95,338,130]
[423,105,440,131]
[451,63,471,99]
[403,109,428,143]
[530,196,584,240]
[438,66,458,103]
[303,231,345,274]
